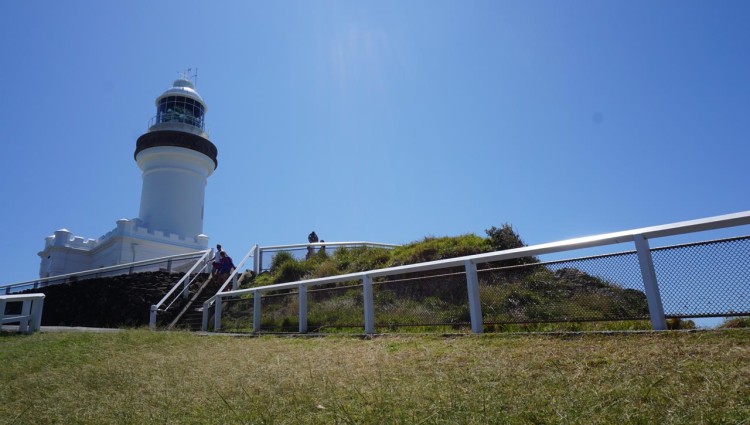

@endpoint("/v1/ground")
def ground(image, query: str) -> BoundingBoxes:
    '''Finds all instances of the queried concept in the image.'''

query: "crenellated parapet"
[44,219,209,252]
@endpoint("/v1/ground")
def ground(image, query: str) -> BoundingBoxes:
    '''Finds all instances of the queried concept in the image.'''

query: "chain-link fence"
[214,234,750,334]
[653,236,750,318]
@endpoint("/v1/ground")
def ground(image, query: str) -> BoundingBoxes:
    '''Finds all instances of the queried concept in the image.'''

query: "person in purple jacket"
[213,250,235,285]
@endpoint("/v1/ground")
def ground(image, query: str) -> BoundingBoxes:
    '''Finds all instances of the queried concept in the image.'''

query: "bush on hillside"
[389,234,489,266]
[485,223,538,266]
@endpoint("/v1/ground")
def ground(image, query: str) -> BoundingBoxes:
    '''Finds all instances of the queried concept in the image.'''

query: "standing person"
[307,231,319,259]
[213,251,235,289]
[212,244,224,275]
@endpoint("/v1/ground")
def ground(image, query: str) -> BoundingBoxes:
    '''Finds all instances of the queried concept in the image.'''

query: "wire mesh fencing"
[653,236,750,318]
[478,254,649,325]
[373,269,470,331]
[215,235,750,334]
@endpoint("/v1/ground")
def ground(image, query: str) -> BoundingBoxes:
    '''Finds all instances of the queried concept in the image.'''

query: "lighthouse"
[135,77,217,238]
[38,75,217,277]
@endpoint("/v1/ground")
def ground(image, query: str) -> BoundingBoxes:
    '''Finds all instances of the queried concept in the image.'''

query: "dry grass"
[1,330,749,424]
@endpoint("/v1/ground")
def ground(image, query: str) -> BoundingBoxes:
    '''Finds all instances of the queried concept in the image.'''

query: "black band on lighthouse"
[135,130,218,169]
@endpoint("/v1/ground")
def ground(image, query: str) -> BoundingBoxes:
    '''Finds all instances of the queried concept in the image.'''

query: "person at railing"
[212,244,224,275]
[307,231,319,259]
[213,251,235,287]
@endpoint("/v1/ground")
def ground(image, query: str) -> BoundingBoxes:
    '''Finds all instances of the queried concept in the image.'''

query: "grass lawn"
[1,329,749,424]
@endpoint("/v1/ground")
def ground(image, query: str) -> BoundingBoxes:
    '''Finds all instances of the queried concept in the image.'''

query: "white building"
[38,76,218,277]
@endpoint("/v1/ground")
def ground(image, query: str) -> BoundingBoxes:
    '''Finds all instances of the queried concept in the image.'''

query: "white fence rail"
[1,251,211,295]
[204,211,750,334]
[149,249,213,329]
[201,241,400,331]
[1,294,45,333]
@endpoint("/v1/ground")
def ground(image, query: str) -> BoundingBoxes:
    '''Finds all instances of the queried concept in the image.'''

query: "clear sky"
[1,1,749,284]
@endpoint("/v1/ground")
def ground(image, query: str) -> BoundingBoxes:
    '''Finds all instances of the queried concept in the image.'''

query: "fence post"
[634,234,667,330]
[253,245,261,275]
[167,259,173,273]
[256,247,263,274]
[214,295,222,332]
[149,305,158,330]
[253,291,262,333]
[202,300,210,332]
[464,260,484,334]
[232,273,239,291]
[362,275,375,335]
[299,284,308,334]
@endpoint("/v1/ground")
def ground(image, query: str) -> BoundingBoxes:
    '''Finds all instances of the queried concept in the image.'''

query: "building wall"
[38,219,209,278]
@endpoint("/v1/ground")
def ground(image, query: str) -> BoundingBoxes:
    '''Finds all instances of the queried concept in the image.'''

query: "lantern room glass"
[156,96,205,129]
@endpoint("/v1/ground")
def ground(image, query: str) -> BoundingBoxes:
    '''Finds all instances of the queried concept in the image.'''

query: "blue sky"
[1,1,749,284]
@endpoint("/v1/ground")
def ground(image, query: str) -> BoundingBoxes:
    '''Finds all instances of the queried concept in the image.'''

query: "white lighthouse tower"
[38,75,217,277]
[135,76,217,238]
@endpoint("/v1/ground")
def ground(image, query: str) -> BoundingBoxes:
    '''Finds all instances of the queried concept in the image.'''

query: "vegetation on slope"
[230,224,654,332]
[248,224,530,287]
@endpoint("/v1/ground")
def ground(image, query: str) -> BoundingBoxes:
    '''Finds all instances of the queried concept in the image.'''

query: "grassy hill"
[1,329,748,423]
[233,227,656,332]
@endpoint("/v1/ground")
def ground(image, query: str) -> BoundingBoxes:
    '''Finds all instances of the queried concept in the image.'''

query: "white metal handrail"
[220,243,259,292]
[259,241,399,251]
[201,242,397,328]
[2,251,211,295]
[149,249,213,329]
[204,210,750,334]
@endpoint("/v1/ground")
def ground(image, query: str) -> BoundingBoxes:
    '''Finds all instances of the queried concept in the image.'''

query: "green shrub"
[390,234,489,266]
[720,317,750,328]
[270,251,295,273]
[276,259,312,283]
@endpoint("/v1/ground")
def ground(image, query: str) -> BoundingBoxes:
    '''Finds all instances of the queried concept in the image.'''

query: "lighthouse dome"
[149,78,208,137]
[156,78,207,106]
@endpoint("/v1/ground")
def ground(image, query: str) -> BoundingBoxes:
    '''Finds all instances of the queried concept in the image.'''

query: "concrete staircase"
[169,275,224,331]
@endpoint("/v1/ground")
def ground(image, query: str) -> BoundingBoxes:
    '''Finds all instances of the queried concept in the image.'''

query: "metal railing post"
[167,259,173,273]
[201,300,210,332]
[362,275,375,335]
[232,273,238,291]
[214,295,222,332]
[149,305,158,330]
[465,260,484,334]
[299,284,308,334]
[253,245,261,275]
[634,234,667,330]
[253,291,262,333]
